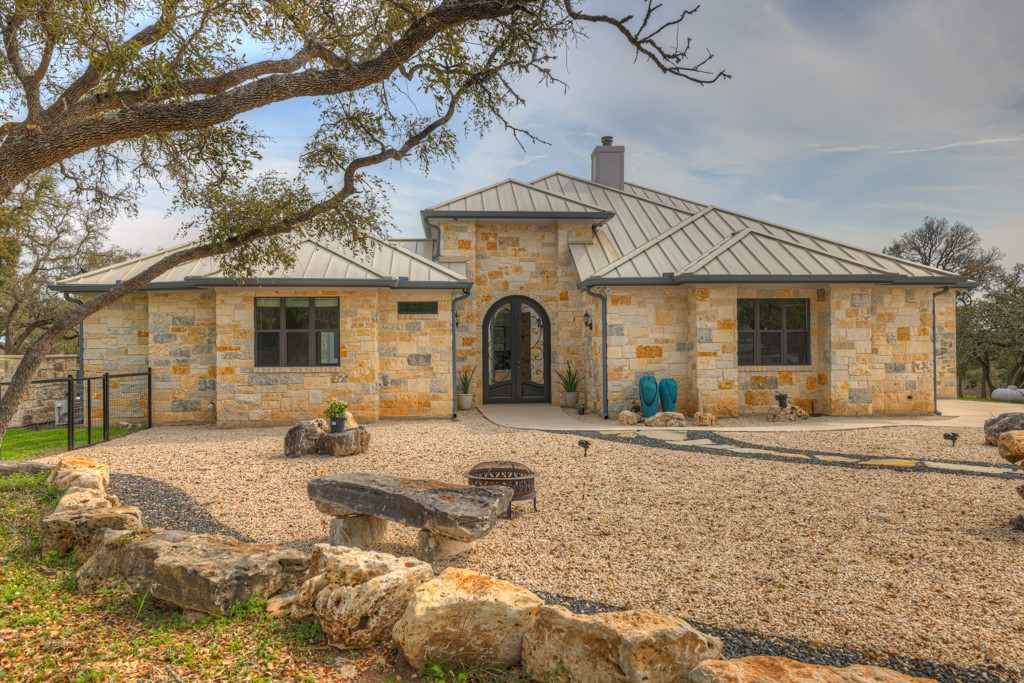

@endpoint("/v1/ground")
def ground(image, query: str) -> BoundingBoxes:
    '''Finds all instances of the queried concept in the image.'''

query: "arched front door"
[482,296,551,404]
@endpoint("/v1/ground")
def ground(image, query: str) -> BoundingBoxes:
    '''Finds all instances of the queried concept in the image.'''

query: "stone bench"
[307,472,513,562]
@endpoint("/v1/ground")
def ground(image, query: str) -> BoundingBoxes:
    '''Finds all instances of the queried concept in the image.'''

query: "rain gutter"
[451,287,473,419]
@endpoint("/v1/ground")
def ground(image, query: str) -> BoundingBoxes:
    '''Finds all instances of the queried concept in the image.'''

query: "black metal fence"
[0,369,152,459]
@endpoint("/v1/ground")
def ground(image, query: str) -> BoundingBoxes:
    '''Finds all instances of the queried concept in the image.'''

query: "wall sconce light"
[583,311,593,330]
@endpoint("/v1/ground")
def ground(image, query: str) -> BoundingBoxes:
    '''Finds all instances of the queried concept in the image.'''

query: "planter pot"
[576,403,585,415]
[328,416,347,433]
[457,393,474,411]
[776,397,788,409]
[562,391,579,408]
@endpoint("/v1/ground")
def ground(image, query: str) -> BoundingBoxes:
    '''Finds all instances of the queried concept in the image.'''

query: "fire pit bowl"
[465,460,537,519]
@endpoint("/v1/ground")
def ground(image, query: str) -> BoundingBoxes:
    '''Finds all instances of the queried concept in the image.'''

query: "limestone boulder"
[618,410,639,426]
[767,405,810,423]
[687,656,937,683]
[47,456,110,491]
[78,529,309,617]
[284,418,329,458]
[522,605,722,683]
[308,473,513,543]
[55,487,120,513]
[644,411,687,428]
[317,426,371,457]
[41,505,143,559]
[0,460,54,476]
[692,412,718,427]
[393,568,543,669]
[984,412,1024,445]
[1018,482,1024,502]
[997,431,1024,465]
[290,544,433,649]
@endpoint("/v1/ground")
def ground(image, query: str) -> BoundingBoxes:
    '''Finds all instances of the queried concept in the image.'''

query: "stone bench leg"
[417,530,473,563]
[329,515,388,548]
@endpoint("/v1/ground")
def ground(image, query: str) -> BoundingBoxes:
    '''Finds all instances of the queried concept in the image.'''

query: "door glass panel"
[519,303,546,384]
[489,304,512,384]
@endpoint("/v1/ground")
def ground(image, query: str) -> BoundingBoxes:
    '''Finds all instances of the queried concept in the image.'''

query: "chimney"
[591,135,625,190]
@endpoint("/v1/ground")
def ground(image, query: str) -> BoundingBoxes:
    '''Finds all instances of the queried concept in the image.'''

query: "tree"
[0,0,729,436]
[883,216,1004,300]
[0,173,138,355]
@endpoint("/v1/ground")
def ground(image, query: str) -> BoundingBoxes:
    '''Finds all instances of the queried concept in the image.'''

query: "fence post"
[66,374,75,452]
[102,372,110,442]
[86,378,92,446]
[147,367,153,429]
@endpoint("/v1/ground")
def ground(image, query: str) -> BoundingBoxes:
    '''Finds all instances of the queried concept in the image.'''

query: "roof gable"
[425,178,610,217]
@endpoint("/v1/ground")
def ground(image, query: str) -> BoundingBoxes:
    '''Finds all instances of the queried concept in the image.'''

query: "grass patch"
[0,425,129,460]
[0,471,408,682]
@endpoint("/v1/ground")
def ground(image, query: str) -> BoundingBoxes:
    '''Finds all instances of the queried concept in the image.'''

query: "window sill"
[253,366,341,374]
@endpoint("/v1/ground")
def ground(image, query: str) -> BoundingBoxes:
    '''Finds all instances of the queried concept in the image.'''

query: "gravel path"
[48,415,1024,675]
[728,426,1004,465]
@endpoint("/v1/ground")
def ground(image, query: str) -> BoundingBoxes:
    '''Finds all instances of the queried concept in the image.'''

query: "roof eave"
[578,274,976,288]
[48,282,201,293]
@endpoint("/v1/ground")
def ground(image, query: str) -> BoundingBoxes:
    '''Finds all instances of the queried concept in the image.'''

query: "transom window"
[255,297,340,367]
[738,299,810,366]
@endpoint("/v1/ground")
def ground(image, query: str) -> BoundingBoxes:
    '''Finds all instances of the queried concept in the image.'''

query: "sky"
[111,0,1024,265]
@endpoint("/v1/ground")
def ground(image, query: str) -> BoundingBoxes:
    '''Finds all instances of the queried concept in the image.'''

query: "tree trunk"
[980,360,993,399]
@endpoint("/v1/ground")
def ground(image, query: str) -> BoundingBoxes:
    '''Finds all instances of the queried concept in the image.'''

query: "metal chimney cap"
[601,135,614,146]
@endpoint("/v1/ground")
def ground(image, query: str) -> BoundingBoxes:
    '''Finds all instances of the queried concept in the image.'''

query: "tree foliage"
[0,0,729,436]
[0,173,137,354]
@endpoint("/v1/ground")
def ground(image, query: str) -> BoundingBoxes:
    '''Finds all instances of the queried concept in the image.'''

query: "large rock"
[47,456,110,491]
[767,405,810,422]
[308,473,513,543]
[317,426,371,457]
[290,544,433,649]
[55,487,120,513]
[984,412,1024,446]
[692,412,718,427]
[78,529,309,616]
[0,460,54,476]
[997,431,1024,465]
[645,411,687,428]
[618,410,639,425]
[393,568,543,669]
[687,656,937,682]
[284,418,329,458]
[522,605,722,683]
[41,505,143,559]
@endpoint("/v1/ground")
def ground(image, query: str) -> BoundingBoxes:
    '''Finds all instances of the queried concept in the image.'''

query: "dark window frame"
[738,298,810,366]
[254,296,340,368]
[397,301,439,315]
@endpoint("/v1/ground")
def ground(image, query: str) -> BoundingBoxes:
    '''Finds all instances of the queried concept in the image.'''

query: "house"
[52,138,967,426]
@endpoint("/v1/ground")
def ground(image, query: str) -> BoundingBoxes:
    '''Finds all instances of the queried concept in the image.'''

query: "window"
[738,298,810,366]
[397,301,439,315]
[255,297,340,367]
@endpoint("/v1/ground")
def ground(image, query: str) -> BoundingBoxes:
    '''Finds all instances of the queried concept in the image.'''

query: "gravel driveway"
[49,414,1024,674]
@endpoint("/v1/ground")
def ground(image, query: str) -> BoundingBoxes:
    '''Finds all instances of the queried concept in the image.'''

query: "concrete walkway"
[477,399,1023,433]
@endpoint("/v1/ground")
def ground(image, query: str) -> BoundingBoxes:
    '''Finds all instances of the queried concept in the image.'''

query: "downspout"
[584,285,609,419]
[62,293,85,380]
[931,286,951,416]
[451,287,472,418]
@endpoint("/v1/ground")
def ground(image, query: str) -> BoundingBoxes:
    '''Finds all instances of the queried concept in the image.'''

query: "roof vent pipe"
[591,136,625,190]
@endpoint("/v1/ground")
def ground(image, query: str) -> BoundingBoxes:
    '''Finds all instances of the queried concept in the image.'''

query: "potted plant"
[324,399,349,433]
[576,402,585,415]
[457,367,475,411]
[556,362,583,408]
[774,392,788,409]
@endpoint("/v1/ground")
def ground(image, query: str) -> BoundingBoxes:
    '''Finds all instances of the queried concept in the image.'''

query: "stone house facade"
[54,139,965,425]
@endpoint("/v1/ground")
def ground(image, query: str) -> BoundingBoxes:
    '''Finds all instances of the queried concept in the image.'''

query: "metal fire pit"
[466,460,537,519]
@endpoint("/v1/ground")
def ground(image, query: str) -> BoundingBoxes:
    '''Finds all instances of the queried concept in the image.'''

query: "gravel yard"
[46,414,1024,674]
[729,426,1003,465]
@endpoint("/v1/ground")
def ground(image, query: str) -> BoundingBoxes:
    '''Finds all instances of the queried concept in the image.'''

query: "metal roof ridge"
[709,205,960,278]
[590,206,716,278]
[55,240,200,284]
[528,172,700,217]
[621,180,707,210]
[676,224,753,275]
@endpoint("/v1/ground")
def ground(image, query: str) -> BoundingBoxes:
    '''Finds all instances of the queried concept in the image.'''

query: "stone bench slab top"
[308,472,513,542]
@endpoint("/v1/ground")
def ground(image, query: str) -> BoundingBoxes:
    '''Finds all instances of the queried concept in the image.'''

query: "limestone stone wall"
[81,293,149,375]
[692,285,740,416]
[603,287,694,415]
[935,291,957,399]
[378,289,455,418]
[0,354,79,428]
[148,291,216,424]
[213,288,381,427]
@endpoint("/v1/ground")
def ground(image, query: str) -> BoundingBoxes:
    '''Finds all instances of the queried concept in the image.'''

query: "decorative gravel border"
[570,429,1024,480]
[110,470,1016,683]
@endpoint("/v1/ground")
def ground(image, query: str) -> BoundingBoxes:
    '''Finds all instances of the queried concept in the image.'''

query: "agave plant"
[555,363,583,393]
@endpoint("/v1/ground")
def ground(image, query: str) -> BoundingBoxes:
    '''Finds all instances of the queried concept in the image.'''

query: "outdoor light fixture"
[583,311,593,330]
